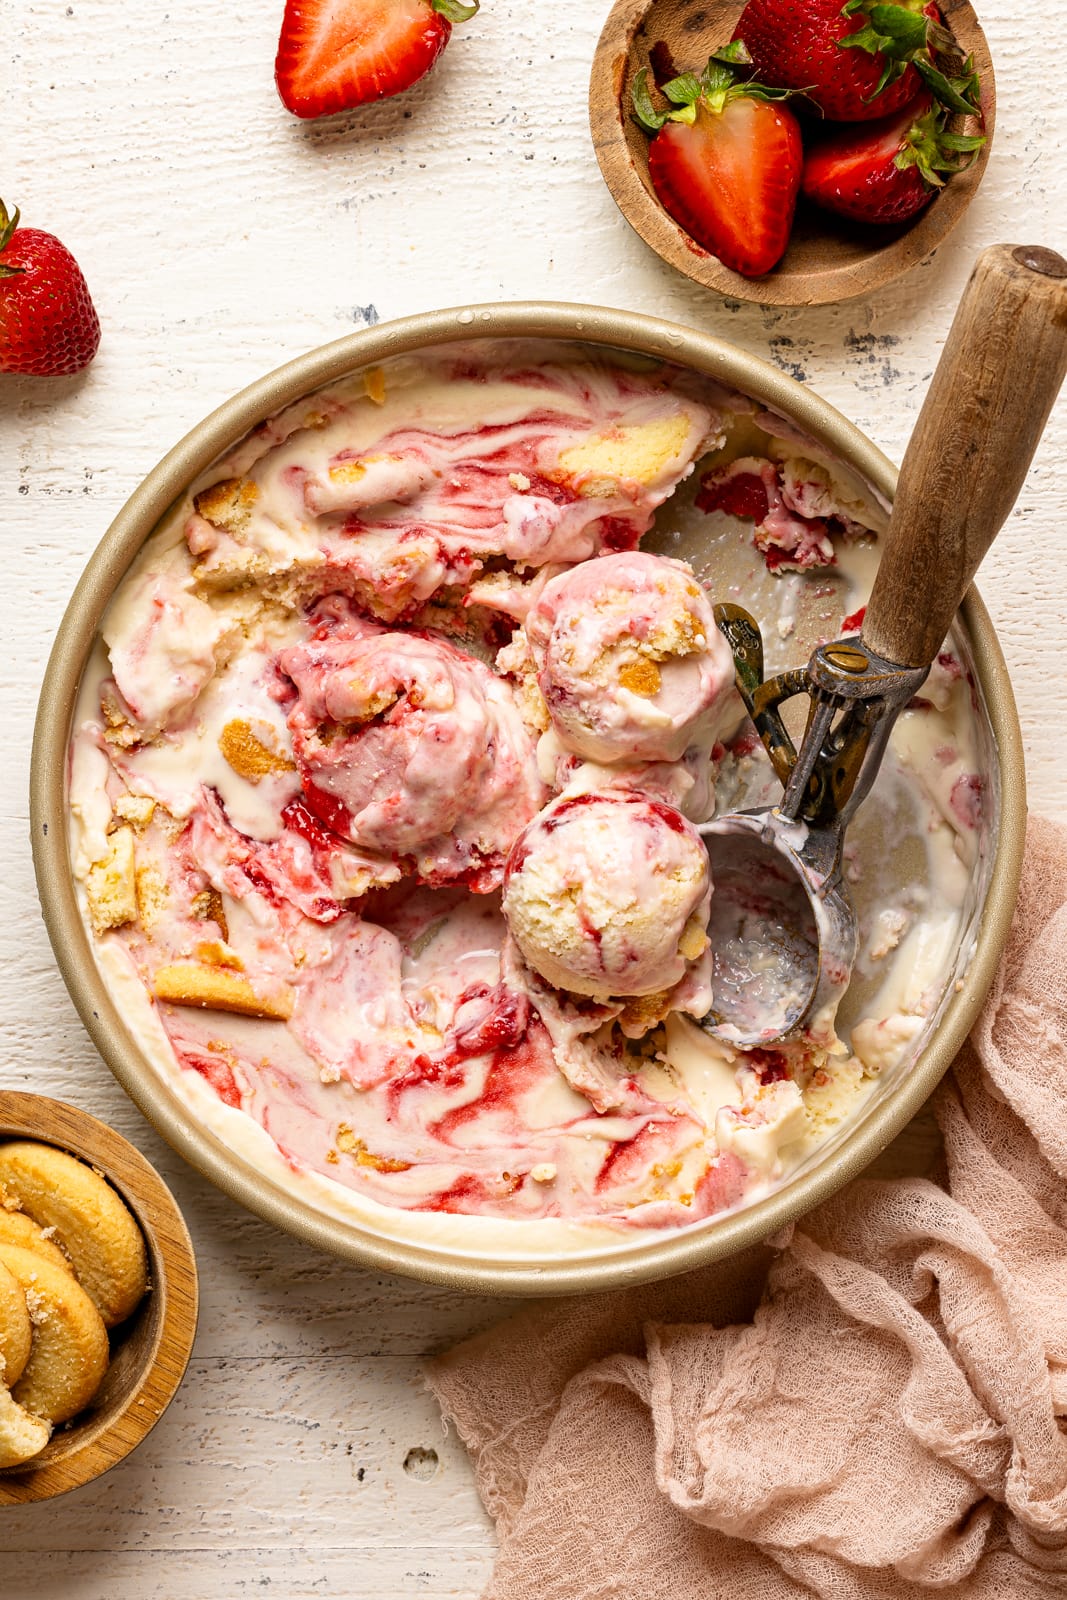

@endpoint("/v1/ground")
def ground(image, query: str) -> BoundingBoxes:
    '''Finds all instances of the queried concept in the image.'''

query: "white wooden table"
[1,2,1064,1593]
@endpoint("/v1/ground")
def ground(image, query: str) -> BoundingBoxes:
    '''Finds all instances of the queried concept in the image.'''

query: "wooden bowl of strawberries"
[590,0,995,304]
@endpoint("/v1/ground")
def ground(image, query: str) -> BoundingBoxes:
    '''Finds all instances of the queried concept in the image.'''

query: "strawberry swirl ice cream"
[65,341,990,1248]
[697,453,871,573]
[525,551,737,765]
[280,601,545,891]
[503,792,711,1002]
[183,347,715,625]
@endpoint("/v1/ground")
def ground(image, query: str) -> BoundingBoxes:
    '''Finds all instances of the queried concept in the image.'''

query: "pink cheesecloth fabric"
[426,816,1067,1598]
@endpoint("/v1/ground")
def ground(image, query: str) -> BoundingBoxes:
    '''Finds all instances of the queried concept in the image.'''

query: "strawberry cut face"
[275,0,465,117]
[648,96,803,278]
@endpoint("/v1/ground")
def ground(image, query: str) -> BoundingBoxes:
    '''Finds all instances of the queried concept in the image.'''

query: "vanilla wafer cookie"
[0,1258,32,1388]
[0,1245,109,1426]
[0,1383,51,1468]
[152,960,294,1021]
[0,1142,147,1328]
[0,1209,74,1276]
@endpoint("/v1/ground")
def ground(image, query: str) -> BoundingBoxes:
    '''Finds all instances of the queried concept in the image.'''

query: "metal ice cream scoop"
[696,243,1067,1049]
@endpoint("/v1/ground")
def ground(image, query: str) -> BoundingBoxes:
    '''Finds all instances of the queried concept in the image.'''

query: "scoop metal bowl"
[29,300,1028,1296]
[698,613,925,1048]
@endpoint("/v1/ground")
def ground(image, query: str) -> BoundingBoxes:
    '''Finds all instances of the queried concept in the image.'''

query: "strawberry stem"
[0,199,20,254]
[838,2,981,114]
[431,0,478,21]
[0,198,24,279]
[632,44,794,133]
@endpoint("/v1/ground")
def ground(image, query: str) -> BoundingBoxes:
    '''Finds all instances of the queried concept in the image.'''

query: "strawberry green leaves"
[914,55,982,117]
[431,0,478,20]
[897,103,984,188]
[841,1,930,59]
[846,10,926,51]
[839,2,982,113]
[632,42,794,134]
[632,67,673,131]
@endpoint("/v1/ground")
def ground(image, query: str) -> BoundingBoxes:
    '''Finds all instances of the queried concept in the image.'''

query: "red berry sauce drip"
[696,472,771,524]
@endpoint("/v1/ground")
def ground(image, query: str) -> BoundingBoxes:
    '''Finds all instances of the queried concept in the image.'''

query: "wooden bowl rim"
[0,1091,198,1504]
[589,0,997,306]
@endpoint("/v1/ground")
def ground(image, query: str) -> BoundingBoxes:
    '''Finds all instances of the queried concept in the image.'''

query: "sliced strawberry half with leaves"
[802,89,984,224]
[275,0,478,119]
[737,0,982,122]
[632,43,803,278]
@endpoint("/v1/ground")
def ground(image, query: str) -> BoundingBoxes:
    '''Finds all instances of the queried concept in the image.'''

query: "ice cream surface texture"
[281,605,545,890]
[67,341,991,1248]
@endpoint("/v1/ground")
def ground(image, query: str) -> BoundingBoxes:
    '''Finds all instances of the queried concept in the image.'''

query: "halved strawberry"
[736,0,981,123]
[632,44,803,278]
[802,90,984,224]
[275,0,477,119]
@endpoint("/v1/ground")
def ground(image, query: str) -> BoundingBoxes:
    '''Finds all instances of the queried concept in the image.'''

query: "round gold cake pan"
[30,304,1025,1296]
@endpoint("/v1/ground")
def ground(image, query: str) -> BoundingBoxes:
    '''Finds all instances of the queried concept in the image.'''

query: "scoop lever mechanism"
[714,603,928,880]
[693,608,926,1050]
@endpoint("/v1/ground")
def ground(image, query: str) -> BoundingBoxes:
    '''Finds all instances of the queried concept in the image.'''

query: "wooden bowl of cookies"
[0,1092,197,1503]
[590,0,996,305]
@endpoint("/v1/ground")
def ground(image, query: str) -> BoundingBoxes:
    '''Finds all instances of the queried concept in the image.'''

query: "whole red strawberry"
[0,200,100,377]
[633,44,803,278]
[803,90,984,224]
[276,0,478,118]
[736,0,979,123]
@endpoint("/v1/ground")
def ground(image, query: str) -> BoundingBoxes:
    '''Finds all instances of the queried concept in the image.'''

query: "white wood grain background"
[1,1,1064,1593]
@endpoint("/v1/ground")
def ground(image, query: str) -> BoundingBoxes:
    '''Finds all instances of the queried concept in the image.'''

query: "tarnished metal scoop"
[698,613,928,1047]
[697,243,1067,1048]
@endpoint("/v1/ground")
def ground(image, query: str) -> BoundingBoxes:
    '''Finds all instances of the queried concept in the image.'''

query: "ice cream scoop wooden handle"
[862,244,1067,670]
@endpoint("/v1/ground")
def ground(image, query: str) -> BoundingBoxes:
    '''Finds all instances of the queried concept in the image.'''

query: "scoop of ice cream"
[503,792,711,1000]
[525,552,736,765]
[280,612,545,889]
